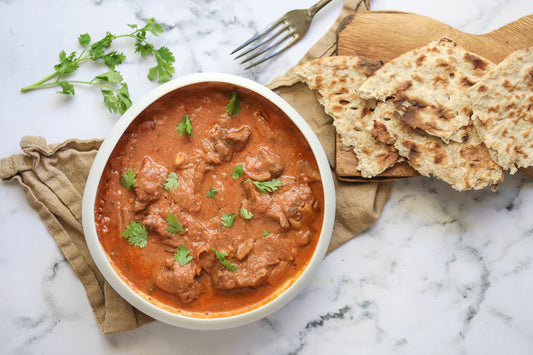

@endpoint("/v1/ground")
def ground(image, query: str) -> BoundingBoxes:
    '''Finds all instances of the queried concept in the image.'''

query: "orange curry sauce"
[95,82,324,317]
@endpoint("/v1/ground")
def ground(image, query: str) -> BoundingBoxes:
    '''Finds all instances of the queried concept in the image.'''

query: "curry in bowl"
[85,75,334,326]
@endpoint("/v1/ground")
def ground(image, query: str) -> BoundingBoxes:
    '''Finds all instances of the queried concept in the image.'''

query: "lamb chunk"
[210,125,252,161]
[210,235,296,290]
[133,157,168,212]
[244,147,284,181]
[242,178,317,229]
[242,181,289,227]
[154,259,203,303]
[273,181,317,228]
[167,167,201,212]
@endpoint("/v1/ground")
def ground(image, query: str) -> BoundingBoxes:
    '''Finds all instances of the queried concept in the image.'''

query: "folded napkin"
[0,0,390,334]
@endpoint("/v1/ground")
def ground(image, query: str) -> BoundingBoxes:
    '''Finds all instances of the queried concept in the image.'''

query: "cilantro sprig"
[232,164,244,179]
[226,90,241,115]
[221,213,237,227]
[123,221,148,248]
[240,207,253,220]
[176,115,194,136]
[174,245,193,266]
[247,178,282,193]
[164,172,179,190]
[120,168,137,190]
[206,187,218,198]
[166,212,184,234]
[20,18,175,115]
[212,247,238,271]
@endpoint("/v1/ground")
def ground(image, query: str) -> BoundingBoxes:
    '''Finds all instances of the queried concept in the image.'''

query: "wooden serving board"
[334,11,533,182]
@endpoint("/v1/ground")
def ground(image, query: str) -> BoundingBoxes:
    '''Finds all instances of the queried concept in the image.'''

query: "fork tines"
[231,17,300,69]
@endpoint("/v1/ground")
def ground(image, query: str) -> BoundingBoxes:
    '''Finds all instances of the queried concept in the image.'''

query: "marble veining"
[1,0,533,354]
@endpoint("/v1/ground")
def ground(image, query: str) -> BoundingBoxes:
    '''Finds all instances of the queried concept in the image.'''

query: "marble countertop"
[1,0,533,354]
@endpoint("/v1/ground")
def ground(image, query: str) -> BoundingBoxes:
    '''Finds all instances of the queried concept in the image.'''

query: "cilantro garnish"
[174,245,193,266]
[232,164,244,179]
[206,187,218,198]
[176,115,194,136]
[122,221,148,248]
[247,178,282,193]
[211,247,238,271]
[164,172,179,190]
[226,90,241,115]
[20,18,175,115]
[148,47,176,83]
[120,168,137,190]
[240,207,253,220]
[263,230,270,236]
[221,213,237,227]
[166,212,184,234]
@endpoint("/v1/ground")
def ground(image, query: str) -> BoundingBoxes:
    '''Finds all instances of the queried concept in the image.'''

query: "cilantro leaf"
[206,187,217,198]
[174,245,193,266]
[102,51,126,70]
[176,115,194,136]
[54,50,79,76]
[263,230,270,236]
[120,168,137,189]
[240,207,253,220]
[226,90,241,115]
[143,17,164,36]
[221,213,237,227]
[122,221,148,247]
[148,46,175,83]
[78,33,91,47]
[101,82,132,115]
[164,172,179,190]
[57,81,75,95]
[94,70,124,84]
[232,164,244,179]
[247,178,282,193]
[89,32,114,60]
[166,212,184,234]
[211,247,238,271]
[135,41,154,56]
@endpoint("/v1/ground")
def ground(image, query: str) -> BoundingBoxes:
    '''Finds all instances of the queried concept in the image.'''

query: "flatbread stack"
[295,37,533,191]
[469,47,533,174]
[294,56,402,178]
[358,38,493,144]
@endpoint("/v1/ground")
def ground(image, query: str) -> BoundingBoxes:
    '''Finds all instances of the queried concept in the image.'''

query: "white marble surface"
[1,0,533,354]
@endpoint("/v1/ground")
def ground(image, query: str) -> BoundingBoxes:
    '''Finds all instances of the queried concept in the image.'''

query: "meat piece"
[209,125,252,161]
[242,181,289,227]
[167,167,201,212]
[154,259,203,303]
[210,235,296,290]
[244,147,284,181]
[133,157,168,212]
[242,178,318,229]
[273,181,317,228]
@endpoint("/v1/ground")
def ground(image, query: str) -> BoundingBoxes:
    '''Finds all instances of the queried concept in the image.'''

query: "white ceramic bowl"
[82,73,335,330]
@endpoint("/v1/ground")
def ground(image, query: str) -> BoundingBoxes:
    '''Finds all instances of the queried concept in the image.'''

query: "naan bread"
[369,101,504,191]
[358,38,494,143]
[294,56,402,178]
[469,46,533,174]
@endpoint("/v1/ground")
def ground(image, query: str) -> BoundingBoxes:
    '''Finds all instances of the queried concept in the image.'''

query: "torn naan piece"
[369,102,504,191]
[469,46,533,174]
[358,38,494,143]
[294,56,402,178]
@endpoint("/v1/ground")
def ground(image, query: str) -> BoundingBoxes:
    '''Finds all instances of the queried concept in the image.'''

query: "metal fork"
[231,0,335,69]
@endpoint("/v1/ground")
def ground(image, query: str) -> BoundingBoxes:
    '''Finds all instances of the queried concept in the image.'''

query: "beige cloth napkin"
[0,0,390,334]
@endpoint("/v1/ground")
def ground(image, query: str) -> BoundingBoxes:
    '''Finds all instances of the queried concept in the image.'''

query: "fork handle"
[308,0,335,16]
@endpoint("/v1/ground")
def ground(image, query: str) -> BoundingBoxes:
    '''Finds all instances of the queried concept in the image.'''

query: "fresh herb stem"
[20,18,174,115]
[22,79,118,92]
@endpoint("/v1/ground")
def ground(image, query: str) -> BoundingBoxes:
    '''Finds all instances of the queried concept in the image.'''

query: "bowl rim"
[81,72,336,330]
